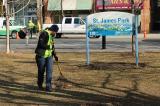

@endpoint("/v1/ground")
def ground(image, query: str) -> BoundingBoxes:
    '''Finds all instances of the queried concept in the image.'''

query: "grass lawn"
[0,52,160,106]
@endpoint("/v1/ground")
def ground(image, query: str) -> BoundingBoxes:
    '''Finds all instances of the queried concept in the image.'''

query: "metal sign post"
[135,14,139,67]
[86,11,138,66]
[130,0,135,54]
[86,17,90,65]
[102,0,106,49]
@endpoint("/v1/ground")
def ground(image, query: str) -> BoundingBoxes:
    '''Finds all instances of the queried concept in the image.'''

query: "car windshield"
[10,20,20,26]
[3,20,12,26]
[3,20,23,26]
[80,19,85,25]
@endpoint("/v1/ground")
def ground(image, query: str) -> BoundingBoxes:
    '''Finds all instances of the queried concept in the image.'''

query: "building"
[151,0,160,32]
[0,0,37,26]
[0,0,159,33]
[46,0,93,24]
[45,0,157,33]
[95,0,160,33]
[12,0,37,26]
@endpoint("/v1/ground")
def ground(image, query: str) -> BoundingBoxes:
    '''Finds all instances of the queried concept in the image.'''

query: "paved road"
[0,34,160,53]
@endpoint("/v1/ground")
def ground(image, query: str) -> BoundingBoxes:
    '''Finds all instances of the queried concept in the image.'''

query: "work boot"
[38,85,44,91]
[46,86,53,92]
[37,82,43,91]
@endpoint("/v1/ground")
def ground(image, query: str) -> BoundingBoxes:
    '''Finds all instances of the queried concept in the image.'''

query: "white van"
[43,17,86,38]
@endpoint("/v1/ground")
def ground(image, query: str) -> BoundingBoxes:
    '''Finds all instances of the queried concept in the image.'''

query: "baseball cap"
[49,25,59,32]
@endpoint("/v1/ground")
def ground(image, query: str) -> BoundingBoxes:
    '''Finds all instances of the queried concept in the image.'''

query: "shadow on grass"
[56,78,160,106]
[14,60,36,64]
[14,60,66,64]
[0,64,160,106]
[0,79,79,106]
[78,62,146,70]
[0,77,160,106]
[142,39,160,43]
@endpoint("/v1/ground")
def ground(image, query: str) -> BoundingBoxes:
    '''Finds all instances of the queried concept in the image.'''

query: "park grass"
[0,52,160,106]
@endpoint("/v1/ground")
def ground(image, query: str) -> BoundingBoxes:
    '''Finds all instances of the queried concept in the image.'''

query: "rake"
[55,61,73,89]
[55,61,65,81]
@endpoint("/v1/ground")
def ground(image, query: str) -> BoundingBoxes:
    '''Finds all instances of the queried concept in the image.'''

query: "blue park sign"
[87,11,134,36]
[86,11,139,66]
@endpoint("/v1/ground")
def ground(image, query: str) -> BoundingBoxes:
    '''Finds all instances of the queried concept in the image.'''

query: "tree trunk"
[141,0,150,33]
[37,0,43,31]
[43,0,52,24]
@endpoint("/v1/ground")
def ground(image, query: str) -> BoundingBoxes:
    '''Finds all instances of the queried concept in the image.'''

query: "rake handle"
[56,61,63,76]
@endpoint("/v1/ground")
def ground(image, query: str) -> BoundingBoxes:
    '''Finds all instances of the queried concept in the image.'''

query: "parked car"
[43,17,100,38]
[43,17,85,38]
[0,17,26,39]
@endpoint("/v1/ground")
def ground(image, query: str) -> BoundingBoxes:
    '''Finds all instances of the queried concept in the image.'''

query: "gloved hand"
[54,55,58,61]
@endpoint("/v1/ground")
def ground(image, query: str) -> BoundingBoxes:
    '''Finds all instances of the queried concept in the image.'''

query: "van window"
[74,18,80,24]
[80,20,85,25]
[3,20,12,26]
[65,18,72,24]
[3,20,6,26]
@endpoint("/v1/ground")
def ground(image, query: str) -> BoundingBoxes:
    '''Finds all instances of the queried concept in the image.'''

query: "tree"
[0,0,3,16]
[37,0,42,31]
[43,0,52,24]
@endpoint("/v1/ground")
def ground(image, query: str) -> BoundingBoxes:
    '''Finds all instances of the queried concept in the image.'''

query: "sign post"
[86,11,139,66]
[130,0,135,54]
[135,14,139,67]
[102,0,106,49]
[86,18,90,65]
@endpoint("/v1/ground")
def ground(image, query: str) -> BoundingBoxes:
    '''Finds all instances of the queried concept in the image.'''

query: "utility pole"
[102,0,106,49]
[4,0,10,53]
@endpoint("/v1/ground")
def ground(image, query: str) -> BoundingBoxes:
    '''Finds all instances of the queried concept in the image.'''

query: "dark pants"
[29,28,33,38]
[35,55,53,89]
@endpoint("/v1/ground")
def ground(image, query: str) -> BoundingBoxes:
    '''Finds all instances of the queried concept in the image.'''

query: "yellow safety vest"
[43,30,54,58]
[28,22,35,29]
